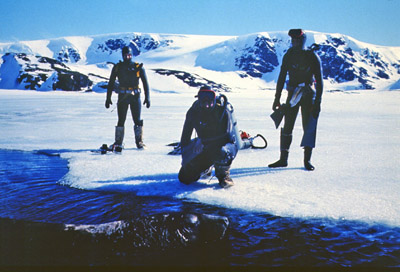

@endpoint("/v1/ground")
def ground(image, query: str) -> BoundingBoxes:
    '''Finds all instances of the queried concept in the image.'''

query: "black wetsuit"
[178,101,238,184]
[107,60,150,127]
[276,46,323,148]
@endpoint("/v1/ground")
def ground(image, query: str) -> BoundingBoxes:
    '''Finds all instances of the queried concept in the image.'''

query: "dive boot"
[304,147,315,171]
[215,165,234,188]
[269,128,291,168]
[134,124,146,149]
[268,150,288,168]
[110,126,124,152]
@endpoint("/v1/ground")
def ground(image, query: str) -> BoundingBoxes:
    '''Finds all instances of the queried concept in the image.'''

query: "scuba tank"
[217,93,267,150]
[217,94,253,150]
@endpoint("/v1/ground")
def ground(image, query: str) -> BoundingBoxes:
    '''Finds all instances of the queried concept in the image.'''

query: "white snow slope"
[1,31,400,91]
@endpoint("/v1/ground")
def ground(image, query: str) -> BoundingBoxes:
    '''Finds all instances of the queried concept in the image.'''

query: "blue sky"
[1,0,399,46]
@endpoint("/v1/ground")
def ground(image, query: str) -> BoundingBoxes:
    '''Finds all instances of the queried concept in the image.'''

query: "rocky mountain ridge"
[0,31,399,92]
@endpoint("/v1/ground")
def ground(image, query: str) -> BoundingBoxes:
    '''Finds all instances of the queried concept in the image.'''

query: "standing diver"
[105,46,151,151]
[269,29,323,170]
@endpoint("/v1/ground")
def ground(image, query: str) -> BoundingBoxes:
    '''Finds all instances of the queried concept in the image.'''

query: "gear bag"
[181,138,204,167]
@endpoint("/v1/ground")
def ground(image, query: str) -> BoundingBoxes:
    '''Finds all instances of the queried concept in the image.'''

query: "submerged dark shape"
[65,213,229,248]
[0,213,229,265]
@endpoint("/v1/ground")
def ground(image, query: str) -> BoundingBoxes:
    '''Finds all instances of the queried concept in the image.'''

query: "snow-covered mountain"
[0,31,399,92]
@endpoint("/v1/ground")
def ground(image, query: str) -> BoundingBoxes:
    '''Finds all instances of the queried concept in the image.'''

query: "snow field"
[0,88,399,226]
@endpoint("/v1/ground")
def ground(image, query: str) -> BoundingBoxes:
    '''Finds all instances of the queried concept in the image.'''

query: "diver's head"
[289,29,307,49]
[197,86,216,111]
[121,46,133,62]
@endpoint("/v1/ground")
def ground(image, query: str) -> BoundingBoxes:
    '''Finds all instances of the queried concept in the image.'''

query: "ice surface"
[0,88,399,226]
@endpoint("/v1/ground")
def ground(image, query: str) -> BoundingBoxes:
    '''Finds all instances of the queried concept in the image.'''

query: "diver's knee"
[178,167,199,185]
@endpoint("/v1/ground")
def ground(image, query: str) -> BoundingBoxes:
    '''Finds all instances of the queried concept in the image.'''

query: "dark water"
[0,149,399,267]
